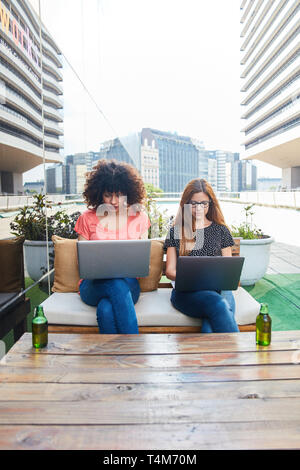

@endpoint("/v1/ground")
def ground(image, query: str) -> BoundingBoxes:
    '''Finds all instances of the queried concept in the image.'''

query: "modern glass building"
[240,0,300,189]
[142,129,205,193]
[97,129,206,193]
[98,135,140,170]
[0,0,64,194]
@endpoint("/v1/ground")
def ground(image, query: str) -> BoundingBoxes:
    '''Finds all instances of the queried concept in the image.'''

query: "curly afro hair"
[83,159,147,209]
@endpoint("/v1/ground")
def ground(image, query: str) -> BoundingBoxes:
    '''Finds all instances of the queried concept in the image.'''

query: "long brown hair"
[174,178,227,255]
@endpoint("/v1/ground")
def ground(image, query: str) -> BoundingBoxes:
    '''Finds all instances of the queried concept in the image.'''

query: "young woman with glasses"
[164,178,239,333]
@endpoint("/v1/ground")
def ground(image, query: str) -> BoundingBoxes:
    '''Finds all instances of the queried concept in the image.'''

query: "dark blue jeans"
[79,278,140,334]
[171,289,239,333]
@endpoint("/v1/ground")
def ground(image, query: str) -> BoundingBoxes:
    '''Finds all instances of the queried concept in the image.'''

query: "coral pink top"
[75,208,151,289]
[75,208,150,240]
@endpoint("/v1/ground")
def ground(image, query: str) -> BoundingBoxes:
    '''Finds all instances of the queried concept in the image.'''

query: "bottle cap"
[34,305,44,314]
[260,303,269,314]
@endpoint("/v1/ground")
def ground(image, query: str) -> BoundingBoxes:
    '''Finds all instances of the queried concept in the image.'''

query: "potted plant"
[10,193,81,283]
[145,183,170,239]
[231,204,274,286]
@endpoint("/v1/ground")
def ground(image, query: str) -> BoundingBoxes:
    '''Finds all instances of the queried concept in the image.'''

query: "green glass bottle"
[32,305,48,349]
[256,303,271,346]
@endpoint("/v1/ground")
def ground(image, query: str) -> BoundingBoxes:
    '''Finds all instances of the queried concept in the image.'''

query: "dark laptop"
[174,256,245,292]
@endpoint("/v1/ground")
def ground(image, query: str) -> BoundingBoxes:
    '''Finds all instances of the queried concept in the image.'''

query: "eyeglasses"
[189,200,211,207]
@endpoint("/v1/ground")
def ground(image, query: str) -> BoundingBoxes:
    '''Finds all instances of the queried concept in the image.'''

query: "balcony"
[42,74,63,95]
[43,133,64,148]
[241,0,291,65]
[44,118,64,135]
[42,88,63,109]
[43,102,63,122]
[241,36,299,93]
[42,46,63,69]
[0,44,41,95]
[241,12,299,80]
[242,79,300,124]
[5,87,42,125]
[10,0,41,45]
[42,32,62,56]
[240,0,264,39]
[0,64,42,109]
[242,96,300,139]
[0,104,43,142]
[42,55,63,81]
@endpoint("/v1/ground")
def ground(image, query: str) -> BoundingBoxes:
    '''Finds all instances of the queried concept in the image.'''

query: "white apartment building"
[140,133,159,188]
[240,0,300,189]
[216,150,227,191]
[0,0,64,194]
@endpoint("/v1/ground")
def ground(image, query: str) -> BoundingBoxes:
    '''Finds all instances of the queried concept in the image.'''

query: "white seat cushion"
[41,287,260,327]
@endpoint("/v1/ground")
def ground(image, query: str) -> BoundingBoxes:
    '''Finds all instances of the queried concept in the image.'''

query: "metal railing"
[1,190,300,212]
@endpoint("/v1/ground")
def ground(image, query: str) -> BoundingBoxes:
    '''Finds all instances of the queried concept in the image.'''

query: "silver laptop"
[77,240,151,279]
[175,256,245,292]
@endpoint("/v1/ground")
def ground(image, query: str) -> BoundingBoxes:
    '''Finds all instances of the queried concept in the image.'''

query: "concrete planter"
[239,236,274,286]
[23,240,54,283]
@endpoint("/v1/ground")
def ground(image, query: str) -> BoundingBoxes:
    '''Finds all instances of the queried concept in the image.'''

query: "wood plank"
[1,421,300,450]
[1,362,300,383]
[48,325,203,334]
[7,331,300,356]
[48,324,255,334]
[1,397,300,425]
[1,379,300,402]
[2,349,300,369]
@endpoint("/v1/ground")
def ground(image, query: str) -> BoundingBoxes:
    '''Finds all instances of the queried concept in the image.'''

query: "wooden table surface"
[1,330,300,450]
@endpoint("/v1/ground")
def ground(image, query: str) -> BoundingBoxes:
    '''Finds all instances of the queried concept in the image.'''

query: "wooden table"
[1,330,300,450]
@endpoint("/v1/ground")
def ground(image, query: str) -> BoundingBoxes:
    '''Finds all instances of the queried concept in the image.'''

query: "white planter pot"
[239,236,274,286]
[24,240,54,283]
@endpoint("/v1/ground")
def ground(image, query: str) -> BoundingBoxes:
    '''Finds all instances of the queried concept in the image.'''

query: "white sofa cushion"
[41,287,260,327]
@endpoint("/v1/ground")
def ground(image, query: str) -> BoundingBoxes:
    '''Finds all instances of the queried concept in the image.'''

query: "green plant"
[145,183,170,239]
[231,204,265,239]
[10,193,81,241]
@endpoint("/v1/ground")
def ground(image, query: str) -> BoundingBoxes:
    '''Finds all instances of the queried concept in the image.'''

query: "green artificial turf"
[244,274,300,331]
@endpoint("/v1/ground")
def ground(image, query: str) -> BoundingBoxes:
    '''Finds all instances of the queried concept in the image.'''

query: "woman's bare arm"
[78,234,88,241]
[165,246,177,281]
[221,246,232,257]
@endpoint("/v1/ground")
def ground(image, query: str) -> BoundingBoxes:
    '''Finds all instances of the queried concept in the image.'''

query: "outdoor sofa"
[41,236,259,333]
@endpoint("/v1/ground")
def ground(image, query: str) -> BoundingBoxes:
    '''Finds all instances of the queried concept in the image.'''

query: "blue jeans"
[171,289,239,333]
[79,278,140,334]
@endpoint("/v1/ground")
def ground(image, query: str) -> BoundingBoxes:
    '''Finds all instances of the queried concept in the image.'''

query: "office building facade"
[0,0,64,194]
[141,129,204,193]
[46,163,63,193]
[96,129,255,194]
[96,129,205,193]
[98,135,140,170]
[240,0,300,189]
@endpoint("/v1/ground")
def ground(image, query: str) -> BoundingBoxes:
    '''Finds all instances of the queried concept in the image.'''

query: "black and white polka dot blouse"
[163,222,235,257]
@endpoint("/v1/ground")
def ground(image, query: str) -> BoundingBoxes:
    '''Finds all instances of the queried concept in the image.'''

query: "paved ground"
[267,242,300,275]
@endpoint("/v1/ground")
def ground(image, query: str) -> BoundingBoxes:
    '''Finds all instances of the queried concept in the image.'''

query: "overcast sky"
[24,0,282,182]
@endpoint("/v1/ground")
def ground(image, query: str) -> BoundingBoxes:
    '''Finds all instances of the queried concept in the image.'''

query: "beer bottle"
[256,303,271,346]
[32,305,48,349]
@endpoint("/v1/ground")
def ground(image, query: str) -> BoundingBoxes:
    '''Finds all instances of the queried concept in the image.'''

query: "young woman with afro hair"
[75,159,150,334]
